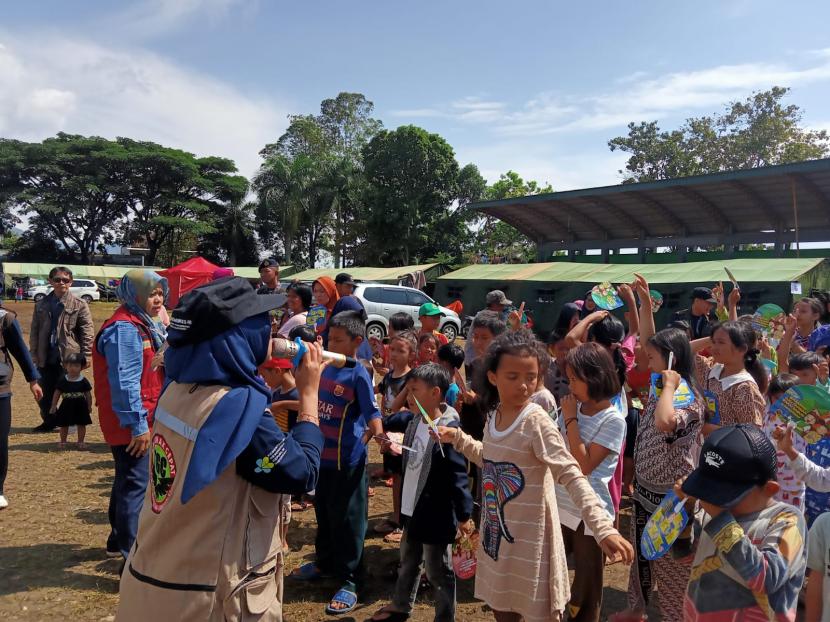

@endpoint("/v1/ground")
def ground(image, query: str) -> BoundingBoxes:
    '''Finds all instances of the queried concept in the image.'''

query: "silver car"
[353,283,461,342]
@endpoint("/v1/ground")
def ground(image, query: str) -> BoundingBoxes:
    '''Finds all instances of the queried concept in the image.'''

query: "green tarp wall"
[434,258,830,335]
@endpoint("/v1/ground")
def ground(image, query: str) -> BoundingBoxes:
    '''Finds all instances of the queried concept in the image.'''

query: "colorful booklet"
[591,282,624,311]
[640,490,689,560]
[769,385,830,445]
[306,304,328,331]
[648,373,695,408]
[751,303,786,347]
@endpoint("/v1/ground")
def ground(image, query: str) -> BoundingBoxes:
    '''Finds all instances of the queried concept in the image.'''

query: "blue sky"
[3,0,830,190]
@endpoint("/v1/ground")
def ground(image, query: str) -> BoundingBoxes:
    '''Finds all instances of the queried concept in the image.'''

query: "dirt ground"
[0,301,654,622]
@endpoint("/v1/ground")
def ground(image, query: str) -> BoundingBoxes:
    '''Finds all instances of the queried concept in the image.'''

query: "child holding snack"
[49,353,92,449]
[434,330,633,622]
[370,364,473,622]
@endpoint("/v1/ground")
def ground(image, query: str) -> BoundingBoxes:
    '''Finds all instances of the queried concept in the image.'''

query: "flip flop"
[288,562,327,581]
[325,587,358,615]
[369,606,410,621]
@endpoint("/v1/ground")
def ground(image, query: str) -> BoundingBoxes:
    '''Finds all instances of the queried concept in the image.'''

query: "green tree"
[6,134,132,263]
[468,170,552,263]
[258,92,381,267]
[198,199,259,265]
[361,125,460,265]
[609,87,830,183]
[118,139,248,266]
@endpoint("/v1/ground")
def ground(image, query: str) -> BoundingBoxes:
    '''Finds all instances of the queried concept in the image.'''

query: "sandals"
[325,587,358,615]
[291,500,311,512]
[373,519,399,535]
[383,528,403,544]
[288,562,328,581]
[369,605,410,621]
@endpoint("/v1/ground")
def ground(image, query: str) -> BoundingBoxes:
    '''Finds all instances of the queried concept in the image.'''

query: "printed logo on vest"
[151,434,177,514]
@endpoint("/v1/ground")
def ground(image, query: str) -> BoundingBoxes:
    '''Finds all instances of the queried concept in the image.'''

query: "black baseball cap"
[335,273,356,286]
[692,287,717,304]
[682,424,777,508]
[258,257,279,270]
[168,277,286,346]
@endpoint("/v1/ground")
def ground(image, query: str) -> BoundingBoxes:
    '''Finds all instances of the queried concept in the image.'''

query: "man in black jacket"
[671,286,718,339]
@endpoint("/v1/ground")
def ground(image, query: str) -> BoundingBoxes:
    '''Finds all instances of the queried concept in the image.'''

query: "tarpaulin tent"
[157,256,220,308]
[434,258,830,335]
[0,262,164,288]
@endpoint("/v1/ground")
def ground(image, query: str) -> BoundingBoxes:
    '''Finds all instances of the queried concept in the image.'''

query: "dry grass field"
[0,301,647,621]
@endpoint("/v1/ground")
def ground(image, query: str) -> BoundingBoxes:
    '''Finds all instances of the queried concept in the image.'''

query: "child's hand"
[431,425,458,444]
[818,360,829,384]
[784,313,797,335]
[617,283,635,305]
[727,286,741,309]
[560,394,578,420]
[660,369,681,391]
[587,310,609,324]
[674,479,723,519]
[712,282,724,309]
[599,533,634,565]
[458,518,475,537]
[773,424,799,460]
[632,273,650,302]
[758,335,772,359]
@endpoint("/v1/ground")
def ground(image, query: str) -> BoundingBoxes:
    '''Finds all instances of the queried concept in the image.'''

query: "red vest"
[93,307,164,446]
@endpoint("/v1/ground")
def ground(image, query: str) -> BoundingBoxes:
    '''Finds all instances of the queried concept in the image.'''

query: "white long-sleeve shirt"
[788,452,830,493]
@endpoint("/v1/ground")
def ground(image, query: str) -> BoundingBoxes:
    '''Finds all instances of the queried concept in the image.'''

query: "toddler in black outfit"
[49,353,92,449]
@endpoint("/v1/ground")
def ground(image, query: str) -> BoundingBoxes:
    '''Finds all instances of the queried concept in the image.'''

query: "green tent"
[1,262,163,286]
[287,263,446,284]
[434,258,830,335]
[229,265,294,280]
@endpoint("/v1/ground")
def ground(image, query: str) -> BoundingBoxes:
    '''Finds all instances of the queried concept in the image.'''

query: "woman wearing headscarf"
[116,277,324,621]
[311,276,340,338]
[93,269,168,562]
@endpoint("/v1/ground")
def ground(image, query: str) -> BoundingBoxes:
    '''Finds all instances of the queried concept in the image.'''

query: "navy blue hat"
[692,287,717,304]
[168,277,286,346]
[258,257,280,270]
[682,424,777,508]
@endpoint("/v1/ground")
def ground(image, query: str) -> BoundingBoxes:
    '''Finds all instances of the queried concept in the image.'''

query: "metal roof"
[471,158,830,251]
[288,263,442,283]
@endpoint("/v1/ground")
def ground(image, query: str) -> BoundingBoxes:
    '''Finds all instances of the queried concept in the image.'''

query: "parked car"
[353,283,461,341]
[26,278,101,303]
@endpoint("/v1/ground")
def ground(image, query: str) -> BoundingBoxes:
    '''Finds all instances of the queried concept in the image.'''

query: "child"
[418,302,449,347]
[461,310,506,440]
[559,342,628,621]
[49,353,92,449]
[437,342,465,409]
[530,351,558,416]
[781,351,830,388]
[678,424,807,621]
[374,330,418,542]
[544,329,570,404]
[372,312,415,377]
[625,324,703,620]
[763,374,807,510]
[259,356,298,433]
[693,320,767,435]
[434,330,633,622]
[14,285,22,302]
[289,310,383,616]
[369,364,473,622]
[417,332,440,366]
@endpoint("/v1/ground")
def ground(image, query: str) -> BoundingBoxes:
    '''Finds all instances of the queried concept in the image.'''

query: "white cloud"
[406,50,830,137]
[111,0,253,37]
[0,33,288,178]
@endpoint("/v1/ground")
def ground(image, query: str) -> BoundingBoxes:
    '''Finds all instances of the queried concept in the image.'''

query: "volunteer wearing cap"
[257,258,283,295]
[94,270,168,562]
[670,287,718,340]
[117,278,324,622]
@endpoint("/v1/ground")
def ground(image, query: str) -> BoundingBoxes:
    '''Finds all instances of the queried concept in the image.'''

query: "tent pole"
[791,178,800,258]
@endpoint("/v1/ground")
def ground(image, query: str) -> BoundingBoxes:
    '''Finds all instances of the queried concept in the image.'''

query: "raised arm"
[633,273,655,345]
[565,310,609,349]
[618,284,639,338]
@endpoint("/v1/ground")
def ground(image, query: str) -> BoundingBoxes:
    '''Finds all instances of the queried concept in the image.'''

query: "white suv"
[353,283,461,342]
[26,279,101,303]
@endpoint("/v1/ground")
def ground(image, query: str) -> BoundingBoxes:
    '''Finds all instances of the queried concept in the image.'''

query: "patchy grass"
[0,301,644,621]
